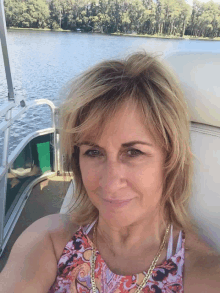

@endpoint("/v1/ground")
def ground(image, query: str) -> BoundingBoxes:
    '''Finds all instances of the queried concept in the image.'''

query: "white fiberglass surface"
[189,124,220,251]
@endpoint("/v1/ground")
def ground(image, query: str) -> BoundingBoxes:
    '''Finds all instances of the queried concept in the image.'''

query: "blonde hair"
[60,51,194,230]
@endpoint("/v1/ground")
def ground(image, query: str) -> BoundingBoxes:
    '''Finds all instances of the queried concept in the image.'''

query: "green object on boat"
[37,141,50,173]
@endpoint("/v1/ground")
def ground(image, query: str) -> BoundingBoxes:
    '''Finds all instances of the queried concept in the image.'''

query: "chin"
[99,206,144,228]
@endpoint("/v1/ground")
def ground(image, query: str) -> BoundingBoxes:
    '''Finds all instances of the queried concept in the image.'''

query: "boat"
[0,0,220,273]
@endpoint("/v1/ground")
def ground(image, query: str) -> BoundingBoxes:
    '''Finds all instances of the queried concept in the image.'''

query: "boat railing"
[0,98,62,257]
[0,0,67,256]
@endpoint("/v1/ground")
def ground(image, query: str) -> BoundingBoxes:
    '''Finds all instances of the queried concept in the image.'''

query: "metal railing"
[0,99,61,256]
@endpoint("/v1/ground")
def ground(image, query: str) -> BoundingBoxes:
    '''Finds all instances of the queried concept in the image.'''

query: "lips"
[102,198,133,208]
[103,198,131,203]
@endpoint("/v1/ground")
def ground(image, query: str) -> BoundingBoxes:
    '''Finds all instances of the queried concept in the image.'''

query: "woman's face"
[79,102,165,227]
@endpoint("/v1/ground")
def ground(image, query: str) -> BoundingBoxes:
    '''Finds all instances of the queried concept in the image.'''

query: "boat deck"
[0,175,71,272]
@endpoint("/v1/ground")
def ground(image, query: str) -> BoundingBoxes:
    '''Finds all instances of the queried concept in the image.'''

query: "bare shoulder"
[46,212,79,234]
[184,230,220,292]
[45,213,80,260]
[0,213,79,293]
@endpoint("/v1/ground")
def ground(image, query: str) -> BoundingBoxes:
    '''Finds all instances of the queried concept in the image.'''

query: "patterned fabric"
[48,227,185,293]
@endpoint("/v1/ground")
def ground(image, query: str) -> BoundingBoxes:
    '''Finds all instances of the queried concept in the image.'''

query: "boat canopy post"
[0,0,14,101]
[0,0,25,106]
[0,0,13,250]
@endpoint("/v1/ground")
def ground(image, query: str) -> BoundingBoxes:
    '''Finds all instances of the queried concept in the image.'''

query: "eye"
[83,149,103,157]
[126,148,144,157]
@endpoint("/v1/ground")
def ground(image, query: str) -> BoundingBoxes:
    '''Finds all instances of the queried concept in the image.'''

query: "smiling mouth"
[103,199,131,203]
[102,198,133,207]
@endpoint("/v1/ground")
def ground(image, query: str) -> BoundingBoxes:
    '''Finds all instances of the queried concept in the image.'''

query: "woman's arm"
[0,216,59,293]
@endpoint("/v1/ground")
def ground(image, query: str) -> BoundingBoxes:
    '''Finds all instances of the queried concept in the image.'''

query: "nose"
[99,160,127,194]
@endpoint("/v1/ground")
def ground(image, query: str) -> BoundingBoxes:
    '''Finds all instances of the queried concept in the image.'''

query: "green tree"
[23,0,49,28]
[48,0,62,29]
[141,0,157,35]
[177,0,191,37]
[188,0,220,37]
[128,0,147,33]
[4,0,25,27]
[155,0,166,34]
[203,1,220,37]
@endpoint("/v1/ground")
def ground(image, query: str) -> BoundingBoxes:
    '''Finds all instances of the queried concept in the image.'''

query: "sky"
[186,0,220,6]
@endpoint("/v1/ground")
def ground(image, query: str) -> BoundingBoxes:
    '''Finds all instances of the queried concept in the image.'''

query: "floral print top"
[48,225,185,293]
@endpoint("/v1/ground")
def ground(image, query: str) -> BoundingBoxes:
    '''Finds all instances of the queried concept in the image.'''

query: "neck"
[95,211,168,257]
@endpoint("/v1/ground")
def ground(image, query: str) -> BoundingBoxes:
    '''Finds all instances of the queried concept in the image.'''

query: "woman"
[0,52,219,293]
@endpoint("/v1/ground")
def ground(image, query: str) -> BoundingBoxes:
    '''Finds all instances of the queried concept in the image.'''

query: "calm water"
[0,30,220,160]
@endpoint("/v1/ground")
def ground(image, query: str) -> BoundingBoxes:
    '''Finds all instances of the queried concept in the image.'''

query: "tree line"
[4,0,220,38]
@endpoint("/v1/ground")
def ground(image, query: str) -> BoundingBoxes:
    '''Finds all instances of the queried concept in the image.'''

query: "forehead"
[80,101,157,147]
[103,106,151,140]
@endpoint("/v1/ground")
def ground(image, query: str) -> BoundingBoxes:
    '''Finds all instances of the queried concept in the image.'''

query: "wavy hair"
[60,51,194,230]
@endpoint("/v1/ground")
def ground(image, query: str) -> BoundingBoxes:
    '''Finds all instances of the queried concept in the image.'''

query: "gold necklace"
[90,222,171,293]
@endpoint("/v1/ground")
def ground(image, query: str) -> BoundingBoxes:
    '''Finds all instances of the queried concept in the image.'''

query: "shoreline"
[7,27,72,32]
[112,32,220,41]
[7,27,220,41]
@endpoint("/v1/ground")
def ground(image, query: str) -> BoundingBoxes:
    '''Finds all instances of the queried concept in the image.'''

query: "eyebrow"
[79,140,153,148]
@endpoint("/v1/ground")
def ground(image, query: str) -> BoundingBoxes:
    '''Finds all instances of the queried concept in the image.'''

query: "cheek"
[129,161,164,190]
[128,163,164,208]
[79,159,101,191]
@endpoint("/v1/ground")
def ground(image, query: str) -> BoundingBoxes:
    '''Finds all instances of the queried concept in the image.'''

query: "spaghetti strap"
[176,230,183,254]
[83,218,98,234]
[167,225,184,259]
[167,224,173,260]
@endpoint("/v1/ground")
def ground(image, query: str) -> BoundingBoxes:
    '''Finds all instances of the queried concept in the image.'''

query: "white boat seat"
[60,180,74,214]
[165,52,220,251]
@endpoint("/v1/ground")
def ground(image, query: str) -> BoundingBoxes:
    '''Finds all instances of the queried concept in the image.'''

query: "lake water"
[0,30,220,161]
